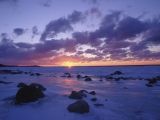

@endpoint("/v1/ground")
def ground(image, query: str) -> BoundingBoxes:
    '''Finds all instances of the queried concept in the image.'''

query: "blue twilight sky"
[0,0,160,66]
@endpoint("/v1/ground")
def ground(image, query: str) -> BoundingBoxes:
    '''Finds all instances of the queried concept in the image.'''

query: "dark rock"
[15,86,45,103]
[30,83,46,91]
[149,78,157,84]
[67,100,89,114]
[77,74,82,78]
[94,103,104,107]
[114,71,122,75]
[146,84,153,87]
[123,87,128,89]
[90,98,97,101]
[35,73,41,76]
[115,78,120,81]
[89,91,96,95]
[30,73,34,76]
[99,79,103,81]
[79,90,88,93]
[17,82,27,87]
[0,80,12,84]
[68,91,87,99]
[85,77,92,81]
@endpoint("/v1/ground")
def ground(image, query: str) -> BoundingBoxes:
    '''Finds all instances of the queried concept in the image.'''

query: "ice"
[0,66,160,120]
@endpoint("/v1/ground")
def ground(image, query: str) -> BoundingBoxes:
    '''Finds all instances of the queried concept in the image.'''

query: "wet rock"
[115,78,120,81]
[85,77,92,81]
[15,86,45,104]
[148,78,157,84]
[0,80,12,84]
[69,91,86,99]
[79,90,88,94]
[67,100,89,114]
[77,74,82,78]
[146,84,153,87]
[35,73,41,76]
[90,98,97,101]
[89,91,96,95]
[94,103,104,107]
[114,71,122,75]
[30,83,46,91]
[17,82,27,87]
[99,79,103,81]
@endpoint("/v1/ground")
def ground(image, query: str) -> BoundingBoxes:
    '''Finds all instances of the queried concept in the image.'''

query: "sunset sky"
[0,0,160,66]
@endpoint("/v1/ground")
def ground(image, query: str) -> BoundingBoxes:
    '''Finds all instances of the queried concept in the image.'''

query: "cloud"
[13,28,25,36]
[90,7,102,17]
[68,10,87,24]
[40,18,73,41]
[1,33,8,38]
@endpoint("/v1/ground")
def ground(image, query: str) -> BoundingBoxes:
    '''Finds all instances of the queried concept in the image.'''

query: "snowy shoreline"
[0,66,160,120]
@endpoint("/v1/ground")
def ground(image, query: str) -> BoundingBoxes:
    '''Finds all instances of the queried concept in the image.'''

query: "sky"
[0,0,160,66]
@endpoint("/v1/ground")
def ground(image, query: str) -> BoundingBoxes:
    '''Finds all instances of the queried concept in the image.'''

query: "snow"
[0,66,160,120]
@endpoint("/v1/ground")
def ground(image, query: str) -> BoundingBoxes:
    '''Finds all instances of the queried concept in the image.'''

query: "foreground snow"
[0,66,160,120]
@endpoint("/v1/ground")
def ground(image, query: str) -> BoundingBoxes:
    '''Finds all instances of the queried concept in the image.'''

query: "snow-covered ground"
[0,66,160,120]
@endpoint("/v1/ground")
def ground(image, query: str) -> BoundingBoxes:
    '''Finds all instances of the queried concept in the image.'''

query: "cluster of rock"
[145,76,160,87]
[15,82,46,104]
[0,70,23,74]
[61,73,72,77]
[67,90,102,114]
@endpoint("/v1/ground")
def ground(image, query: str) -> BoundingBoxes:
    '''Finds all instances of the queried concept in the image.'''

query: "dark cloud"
[13,28,25,36]
[15,42,34,49]
[39,0,52,7]
[68,10,87,24]
[1,33,8,38]
[32,26,39,35]
[40,18,73,41]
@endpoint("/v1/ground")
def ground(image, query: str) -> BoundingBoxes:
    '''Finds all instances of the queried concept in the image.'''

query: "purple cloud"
[90,7,102,17]
[13,28,25,36]
[40,18,73,41]
[68,10,87,24]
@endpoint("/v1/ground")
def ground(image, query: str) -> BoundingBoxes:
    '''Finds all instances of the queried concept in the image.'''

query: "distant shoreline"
[0,64,40,67]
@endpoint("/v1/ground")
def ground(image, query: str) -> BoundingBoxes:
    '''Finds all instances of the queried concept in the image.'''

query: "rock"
[94,103,104,107]
[85,77,92,81]
[115,78,120,81]
[0,80,12,84]
[15,86,45,104]
[99,79,103,81]
[79,90,88,93]
[114,71,122,75]
[69,91,87,99]
[67,100,89,114]
[90,98,97,101]
[30,73,34,76]
[35,73,41,76]
[30,83,46,91]
[123,87,128,89]
[17,82,27,87]
[77,74,82,78]
[146,84,153,87]
[148,78,157,84]
[89,91,96,95]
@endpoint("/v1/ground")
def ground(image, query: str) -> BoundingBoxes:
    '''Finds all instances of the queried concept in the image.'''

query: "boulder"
[148,78,157,84]
[30,83,46,91]
[89,91,96,95]
[85,77,92,81]
[67,100,89,114]
[15,86,45,104]
[17,82,27,87]
[114,71,122,75]
[69,91,87,99]
[94,103,104,107]
[90,98,97,101]
[77,74,82,78]
[146,84,153,87]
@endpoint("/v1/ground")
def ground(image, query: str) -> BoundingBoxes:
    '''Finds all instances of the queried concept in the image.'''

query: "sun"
[62,61,73,67]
